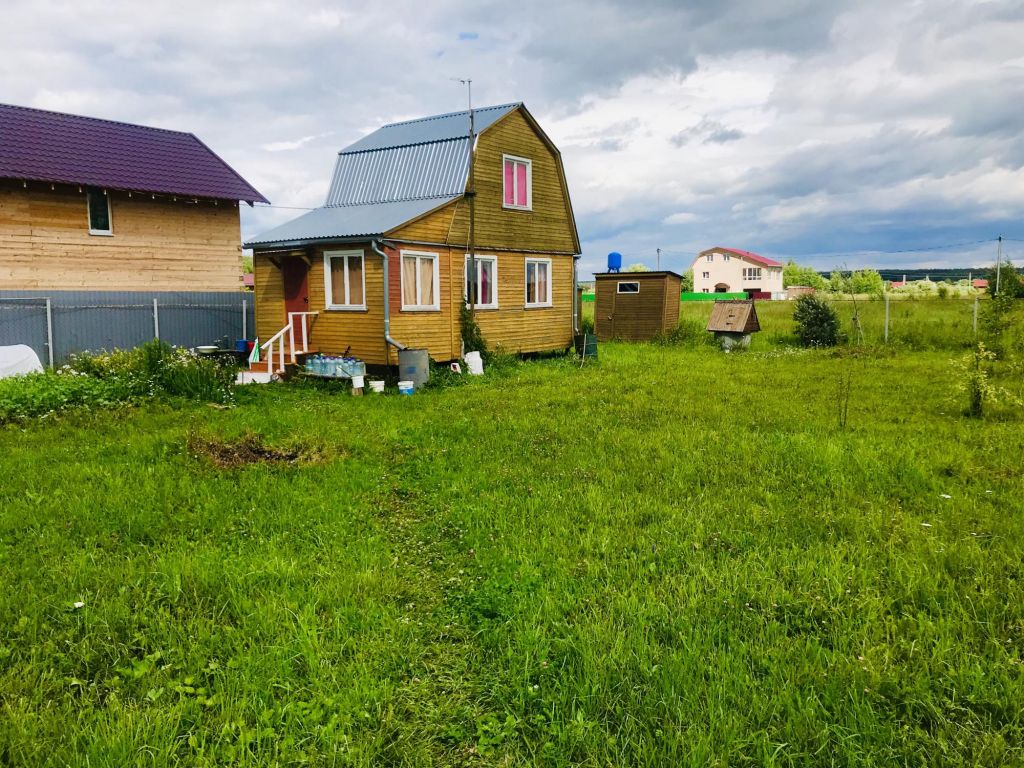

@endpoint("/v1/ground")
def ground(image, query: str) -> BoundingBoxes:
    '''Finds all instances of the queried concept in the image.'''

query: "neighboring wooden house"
[0,103,266,291]
[245,102,581,367]
[593,271,681,341]
[692,246,783,298]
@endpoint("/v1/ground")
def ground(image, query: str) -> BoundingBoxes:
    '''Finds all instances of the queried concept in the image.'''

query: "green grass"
[1,344,1023,766]
[584,297,987,350]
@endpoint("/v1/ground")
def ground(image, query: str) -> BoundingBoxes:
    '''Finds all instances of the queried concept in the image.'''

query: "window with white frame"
[743,267,762,281]
[401,250,440,310]
[502,155,532,210]
[723,253,730,261]
[702,271,710,279]
[87,187,112,235]
[617,281,640,294]
[705,253,713,262]
[464,255,498,308]
[324,250,365,309]
[525,258,551,307]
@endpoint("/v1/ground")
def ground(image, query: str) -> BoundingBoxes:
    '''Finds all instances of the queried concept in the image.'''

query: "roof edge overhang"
[245,234,380,251]
[4,173,267,205]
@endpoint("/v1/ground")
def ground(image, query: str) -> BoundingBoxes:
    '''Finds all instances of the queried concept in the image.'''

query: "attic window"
[87,187,112,235]
[617,281,640,294]
[502,155,531,210]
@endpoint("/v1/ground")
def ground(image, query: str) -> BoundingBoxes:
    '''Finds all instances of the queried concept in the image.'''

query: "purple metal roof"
[0,103,267,203]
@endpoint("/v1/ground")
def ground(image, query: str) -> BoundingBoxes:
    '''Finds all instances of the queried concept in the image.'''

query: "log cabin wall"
[0,180,244,291]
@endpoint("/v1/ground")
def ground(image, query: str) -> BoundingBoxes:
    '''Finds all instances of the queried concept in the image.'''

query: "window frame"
[705,253,713,262]
[616,281,640,294]
[524,257,552,308]
[323,249,367,311]
[743,267,763,281]
[463,254,499,310]
[400,249,441,311]
[702,271,710,279]
[86,187,113,236]
[502,154,533,211]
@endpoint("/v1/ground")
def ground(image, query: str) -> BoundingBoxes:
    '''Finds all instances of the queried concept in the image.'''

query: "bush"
[793,295,843,347]
[0,340,235,423]
[459,303,488,358]
[580,315,595,335]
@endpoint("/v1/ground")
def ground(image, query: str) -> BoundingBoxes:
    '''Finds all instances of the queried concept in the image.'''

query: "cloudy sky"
[3,0,1023,275]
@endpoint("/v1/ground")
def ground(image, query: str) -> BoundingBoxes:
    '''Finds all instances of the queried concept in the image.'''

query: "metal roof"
[325,138,469,206]
[700,246,783,268]
[245,197,460,247]
[0,103,267,203]
[341,103,519,153]
[248,103,521,248]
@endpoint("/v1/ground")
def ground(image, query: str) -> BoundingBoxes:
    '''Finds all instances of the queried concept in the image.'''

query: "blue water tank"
[607,251,622,272]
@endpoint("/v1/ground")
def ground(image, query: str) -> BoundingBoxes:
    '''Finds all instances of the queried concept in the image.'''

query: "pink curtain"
[516,163,528,206]
[503,160,514,205]
[480,261,491,305]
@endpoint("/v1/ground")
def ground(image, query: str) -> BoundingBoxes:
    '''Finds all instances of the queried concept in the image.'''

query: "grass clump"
[654,317,714,347]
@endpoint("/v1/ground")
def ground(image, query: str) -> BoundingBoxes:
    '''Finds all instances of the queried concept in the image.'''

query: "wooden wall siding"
[254,247,392,365]
[388,200,459,244]
[444,110,577,255]
[0,181,244,291]
[387,244,456,364]
[594,274,681,341]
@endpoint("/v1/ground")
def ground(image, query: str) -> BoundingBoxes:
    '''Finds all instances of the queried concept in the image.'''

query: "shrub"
[459,303,488,358]
[580,315,595,335]
[951,341,1023,418]
[793,295,842,347]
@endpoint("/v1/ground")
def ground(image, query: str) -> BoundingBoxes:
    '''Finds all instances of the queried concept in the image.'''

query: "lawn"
[1,343,1022,766]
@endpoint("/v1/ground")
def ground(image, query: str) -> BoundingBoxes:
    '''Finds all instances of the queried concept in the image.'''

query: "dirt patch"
[187,430,329,469]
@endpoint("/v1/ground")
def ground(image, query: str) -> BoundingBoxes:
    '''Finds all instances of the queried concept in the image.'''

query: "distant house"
[246,102,581,366]
[691,247,783,298]
[972,278,989,291]
[0,103,266,292]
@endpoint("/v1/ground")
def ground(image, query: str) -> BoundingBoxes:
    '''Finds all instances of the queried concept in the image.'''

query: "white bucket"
[351,375,365,389]
[368,380,385,393]
[398,380,415,395]
[464,351,484,375]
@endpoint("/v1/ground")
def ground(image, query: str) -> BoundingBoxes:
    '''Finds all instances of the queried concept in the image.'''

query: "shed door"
[282,257,310,319]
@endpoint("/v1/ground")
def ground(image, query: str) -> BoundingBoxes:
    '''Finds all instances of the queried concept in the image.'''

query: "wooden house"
[245,102,581,368]
[0,103,266,291]
[593,271,682,341]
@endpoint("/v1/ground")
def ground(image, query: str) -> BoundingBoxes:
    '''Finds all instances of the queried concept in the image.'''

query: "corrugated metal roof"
[325,137,469,206]
[248,103,521,247]
[0,103,267,203]
[244,197,459,247]
[342,103,519,153]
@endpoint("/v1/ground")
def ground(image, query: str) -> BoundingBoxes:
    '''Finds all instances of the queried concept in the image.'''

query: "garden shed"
[594,271,682,341]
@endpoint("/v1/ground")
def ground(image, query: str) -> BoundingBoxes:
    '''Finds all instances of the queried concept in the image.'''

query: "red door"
[282,257,310,320]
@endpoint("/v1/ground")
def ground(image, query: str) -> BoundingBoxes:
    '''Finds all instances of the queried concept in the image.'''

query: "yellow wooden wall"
[0,180,244,290]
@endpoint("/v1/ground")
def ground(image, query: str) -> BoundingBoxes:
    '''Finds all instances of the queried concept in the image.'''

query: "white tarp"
[0,345,44,378]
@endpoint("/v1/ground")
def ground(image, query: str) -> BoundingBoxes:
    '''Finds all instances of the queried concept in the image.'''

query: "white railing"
[258,312,317,373]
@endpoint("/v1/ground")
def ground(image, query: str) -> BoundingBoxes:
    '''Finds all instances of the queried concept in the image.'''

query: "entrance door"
[282,257,310,320]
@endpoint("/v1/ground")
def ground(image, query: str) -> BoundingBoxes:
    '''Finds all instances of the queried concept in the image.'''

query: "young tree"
[848,269,884,297]
[783,260,826,290]
[793,294,842,347]
[681,268,694,292]
[986,259,1024,298]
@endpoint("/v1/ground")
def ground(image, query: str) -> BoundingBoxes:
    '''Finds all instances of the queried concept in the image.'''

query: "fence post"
[242,298,248,341]
[884,293,889,343]
[45,298,54,368]
[153,297,160,340]
[973,295,979,337]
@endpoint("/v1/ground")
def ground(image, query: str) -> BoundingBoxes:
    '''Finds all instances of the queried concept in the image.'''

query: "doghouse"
[594,271,682,341]
[706,299,760,350]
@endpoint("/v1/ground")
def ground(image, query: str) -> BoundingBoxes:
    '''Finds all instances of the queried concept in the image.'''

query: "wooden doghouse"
[594,271,682,341]
[706,299,760,349]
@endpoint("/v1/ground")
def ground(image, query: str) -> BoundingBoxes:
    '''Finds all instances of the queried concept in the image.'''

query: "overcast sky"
[3,0,1023,275]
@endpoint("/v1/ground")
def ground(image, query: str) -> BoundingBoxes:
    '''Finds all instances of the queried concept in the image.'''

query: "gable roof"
[699,246,783,268]
[707,299,761,333]
[0,103,267,203]
[247,103,523,248]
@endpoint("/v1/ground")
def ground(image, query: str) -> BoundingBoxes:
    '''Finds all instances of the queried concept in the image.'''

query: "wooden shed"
[594,271,682,341]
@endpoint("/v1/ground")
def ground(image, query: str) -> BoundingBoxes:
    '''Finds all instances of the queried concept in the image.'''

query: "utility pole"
[996,235,1002,296]
[457,78,477,316]
[656,248,661,271]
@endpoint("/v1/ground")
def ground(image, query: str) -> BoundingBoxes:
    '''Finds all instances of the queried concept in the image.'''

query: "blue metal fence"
[0,290,255,366]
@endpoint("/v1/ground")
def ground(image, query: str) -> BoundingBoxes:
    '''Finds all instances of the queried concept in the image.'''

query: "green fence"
[680,292,748,301]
